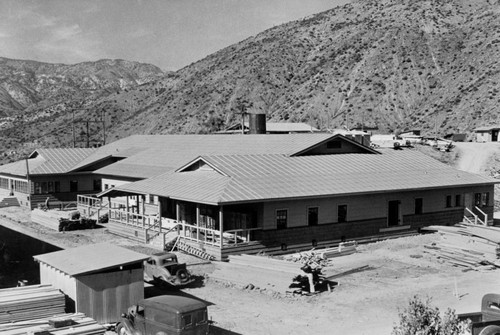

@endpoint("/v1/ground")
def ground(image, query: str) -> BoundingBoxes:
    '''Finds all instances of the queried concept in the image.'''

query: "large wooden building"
[33,243,149,323]
[2,133,498,259]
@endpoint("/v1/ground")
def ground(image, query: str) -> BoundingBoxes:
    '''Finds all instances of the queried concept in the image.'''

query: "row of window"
[276,205,347,230]
[276,193,491,229]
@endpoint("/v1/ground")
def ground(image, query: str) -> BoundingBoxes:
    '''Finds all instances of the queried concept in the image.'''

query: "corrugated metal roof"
[33,243,149,276]
[86,134,336,179]
[110,149,498,204]
[0,148,95,176]
[475,126,500,132]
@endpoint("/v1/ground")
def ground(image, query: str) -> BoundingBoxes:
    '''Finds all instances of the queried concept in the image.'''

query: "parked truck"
[116,295,209,335]
[458,294,500,335]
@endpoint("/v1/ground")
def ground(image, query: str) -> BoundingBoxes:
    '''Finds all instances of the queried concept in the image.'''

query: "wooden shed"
[475,126,500,142]
[33,243,149,324]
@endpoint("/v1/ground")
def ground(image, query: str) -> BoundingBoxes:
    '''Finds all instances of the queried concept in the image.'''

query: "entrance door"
[388,200,400,227]
[308,207,318,226]
[493,130,499,142]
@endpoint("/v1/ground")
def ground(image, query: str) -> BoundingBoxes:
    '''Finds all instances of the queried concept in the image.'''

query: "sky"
[0,0,350,71]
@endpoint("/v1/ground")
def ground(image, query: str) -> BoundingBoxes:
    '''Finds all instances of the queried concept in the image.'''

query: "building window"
[93,179,101,191]
[149,194,155,204]
[474,193,482,206]
[415,198,423,215]
[338,205,347,223]
[54,181,60,193]
[445,195,452,208]
[104,184,109,190]
[308,207,319,226]
[34,182,41,194]
[41,182,48,194]
[482,192,490,207]
[327,140,342,149]
[455,194,462,207]
[276,209,288,230]
[70,180,78,192]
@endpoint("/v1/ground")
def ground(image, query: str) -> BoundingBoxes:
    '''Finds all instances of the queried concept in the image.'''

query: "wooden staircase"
[176,239,216,260]
[0,197,20,208]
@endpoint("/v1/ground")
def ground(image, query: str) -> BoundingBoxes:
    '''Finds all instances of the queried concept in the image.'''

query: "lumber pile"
[0,313,105,335]
[423,224,500,270]
[210,254,331,294]
[283,241,358,262]
[0,284,65,324]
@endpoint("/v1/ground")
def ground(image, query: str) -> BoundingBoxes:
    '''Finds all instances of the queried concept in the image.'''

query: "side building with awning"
[33,243,149,323]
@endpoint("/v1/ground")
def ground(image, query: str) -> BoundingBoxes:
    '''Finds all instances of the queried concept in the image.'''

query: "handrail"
[474,206,488,226]
[464,207,478,225]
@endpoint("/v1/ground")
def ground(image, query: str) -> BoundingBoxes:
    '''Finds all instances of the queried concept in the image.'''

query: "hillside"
[3,0,500,161]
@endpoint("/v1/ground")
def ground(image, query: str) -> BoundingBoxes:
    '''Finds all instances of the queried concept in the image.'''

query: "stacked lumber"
[283,241,358,262]
[0,313,105,335]
[423,224,500,270]
[319,241,358,259]
[0,284,65,324]
[210,254,305,294]
[31,209,64,231]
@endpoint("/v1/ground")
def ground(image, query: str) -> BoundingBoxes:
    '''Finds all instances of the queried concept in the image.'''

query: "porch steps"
[0,197,20,208]
[176,239,216,261]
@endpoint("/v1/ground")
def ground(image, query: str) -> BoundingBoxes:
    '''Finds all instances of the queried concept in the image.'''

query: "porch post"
[141,195,146,228]
[219,206,224,248]
[158,198,162,228]
[196,204,200,241]
[126,196,130,223]
[142,195,146,215]
[176,202,181,236]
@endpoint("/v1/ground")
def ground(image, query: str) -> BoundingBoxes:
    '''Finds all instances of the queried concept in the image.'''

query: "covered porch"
[77,193,263,259]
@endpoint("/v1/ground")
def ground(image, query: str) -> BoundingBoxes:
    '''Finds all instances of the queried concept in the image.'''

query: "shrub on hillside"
[392,296,470,335]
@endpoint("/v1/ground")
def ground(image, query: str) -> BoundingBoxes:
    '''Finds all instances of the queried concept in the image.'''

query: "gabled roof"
[33,243,149,276]
[0,148,95,177]
[88,134,340,179]
[104,149,498,205]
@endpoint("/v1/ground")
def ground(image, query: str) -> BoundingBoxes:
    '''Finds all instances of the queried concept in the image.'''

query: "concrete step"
[0,197,20,208]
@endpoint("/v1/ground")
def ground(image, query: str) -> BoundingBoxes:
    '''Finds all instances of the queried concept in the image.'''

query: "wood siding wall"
[261,185,494,230]
[76,268,144,324]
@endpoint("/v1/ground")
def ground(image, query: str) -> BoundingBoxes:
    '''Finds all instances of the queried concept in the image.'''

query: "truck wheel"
[176,269,189,281]
[479,325,500,335]
[116,323,131,335]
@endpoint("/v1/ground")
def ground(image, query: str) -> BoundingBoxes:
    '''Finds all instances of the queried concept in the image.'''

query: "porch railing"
[179,222,262,247]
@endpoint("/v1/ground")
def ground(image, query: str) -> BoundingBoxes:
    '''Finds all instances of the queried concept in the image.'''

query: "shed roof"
[0,148,95,177]
[33,243,149,276]
[475,125,500,132]
[103,149,498,205]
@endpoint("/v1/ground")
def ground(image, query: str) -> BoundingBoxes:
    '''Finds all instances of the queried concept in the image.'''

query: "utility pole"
[72,107,107,147]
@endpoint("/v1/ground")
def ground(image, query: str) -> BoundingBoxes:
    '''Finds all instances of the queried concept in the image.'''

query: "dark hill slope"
[104,0,500,138]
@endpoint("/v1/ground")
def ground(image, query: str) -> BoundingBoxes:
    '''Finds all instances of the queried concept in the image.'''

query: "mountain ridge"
[2,0,500,163]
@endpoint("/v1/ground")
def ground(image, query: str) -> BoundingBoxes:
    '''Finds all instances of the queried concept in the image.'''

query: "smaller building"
[33,243,149,323]
[475,126,500,142]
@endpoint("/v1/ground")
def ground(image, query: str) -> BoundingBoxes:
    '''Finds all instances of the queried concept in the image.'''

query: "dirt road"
[453,142,500,174]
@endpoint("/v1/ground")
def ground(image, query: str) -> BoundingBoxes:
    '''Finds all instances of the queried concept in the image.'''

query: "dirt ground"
[1,142,500,334]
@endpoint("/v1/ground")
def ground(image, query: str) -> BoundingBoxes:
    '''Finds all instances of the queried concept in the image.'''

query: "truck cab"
[117,295,209,335]
[458,293,500,335]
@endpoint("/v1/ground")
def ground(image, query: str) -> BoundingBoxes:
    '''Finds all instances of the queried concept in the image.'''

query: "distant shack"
[475,126,500,142]
[33,243,149,323]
